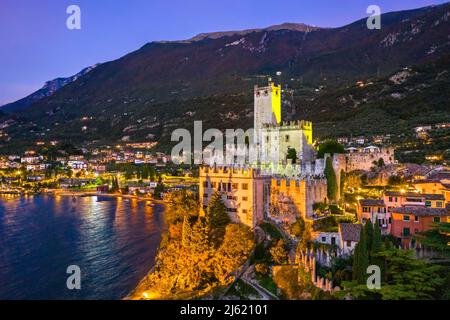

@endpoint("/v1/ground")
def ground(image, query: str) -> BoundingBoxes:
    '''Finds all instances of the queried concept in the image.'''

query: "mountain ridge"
[0,3,449,152]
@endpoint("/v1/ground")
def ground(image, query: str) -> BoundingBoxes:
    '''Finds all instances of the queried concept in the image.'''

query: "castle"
[199,80,342,228]
[254,83,315,166]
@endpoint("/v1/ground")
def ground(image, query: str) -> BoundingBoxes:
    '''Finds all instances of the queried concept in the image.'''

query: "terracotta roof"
[339,223,362,242]
[391,206,450,217]
[359,199,385,206]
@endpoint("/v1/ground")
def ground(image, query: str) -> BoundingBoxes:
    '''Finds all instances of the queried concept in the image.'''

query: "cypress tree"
[372,222,383,254]
[353,227,369,284]
[324,157,338,201]
[364,221,374,256]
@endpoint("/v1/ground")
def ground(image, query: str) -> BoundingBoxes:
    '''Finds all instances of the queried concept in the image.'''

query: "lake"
[0,195,164,300]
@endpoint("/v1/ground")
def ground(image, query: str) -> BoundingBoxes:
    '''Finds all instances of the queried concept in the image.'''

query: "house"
[357,199,390,234]
[412,179,450,204]
[338,223,362,256]
[313,231,340,247]
[383,191,446,211]
[391,206,450,249]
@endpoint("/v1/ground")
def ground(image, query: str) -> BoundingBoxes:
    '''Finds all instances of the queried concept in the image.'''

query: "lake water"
[0,195,165,300]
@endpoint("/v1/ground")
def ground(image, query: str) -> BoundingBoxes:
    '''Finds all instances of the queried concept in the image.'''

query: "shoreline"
[125,200,168,300]
[1,189,155,202]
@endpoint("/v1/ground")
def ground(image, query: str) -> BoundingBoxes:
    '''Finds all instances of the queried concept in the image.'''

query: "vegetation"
[269,239,289,265]
[324,157,338,201]
[415,222,450,256]
[338,221,447,300]
[143,191,254,299]
[317,140,345,159]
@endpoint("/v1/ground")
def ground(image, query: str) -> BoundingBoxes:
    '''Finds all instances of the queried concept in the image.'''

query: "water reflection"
[0,195,164,300]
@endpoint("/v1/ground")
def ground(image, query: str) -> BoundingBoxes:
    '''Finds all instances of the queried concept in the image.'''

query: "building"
[254,82,281,141]
[383,191,445,211]
[254,82,314,166]
[269,177,328,222]
[412,179,450,204]
[260,120,314,165]
[391,206,450,248]
[199,166,270,229]
[338,223,362,256]
[357,199,390,234]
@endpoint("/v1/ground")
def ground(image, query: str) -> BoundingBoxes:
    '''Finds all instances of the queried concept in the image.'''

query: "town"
[1,78,449,300]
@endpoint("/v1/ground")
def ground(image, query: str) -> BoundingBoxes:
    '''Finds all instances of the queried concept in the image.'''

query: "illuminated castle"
[254,81,315,167]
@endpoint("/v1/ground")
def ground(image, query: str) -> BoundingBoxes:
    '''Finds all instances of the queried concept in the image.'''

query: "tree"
[364,221,374,256]
[352,227,369,284]
[153,175,164,199]
[205,192,230,228]
[317,140,344,159]
[270,239,289,265]
[149,166,156,182]
[415,222,450,256]
[286,148,297,163]
[340,170,346,200]
[324,157,338,201]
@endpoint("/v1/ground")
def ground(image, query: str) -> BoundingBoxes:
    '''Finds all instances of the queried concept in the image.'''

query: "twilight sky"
[0,0,448,105]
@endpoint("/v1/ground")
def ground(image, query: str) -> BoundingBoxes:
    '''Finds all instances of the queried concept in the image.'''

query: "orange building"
[391,206,450,249]
[412,180,450,204]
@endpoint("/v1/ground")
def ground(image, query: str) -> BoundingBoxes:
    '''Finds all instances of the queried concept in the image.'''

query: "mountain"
[1,64,100,113]
[1,3,449,152]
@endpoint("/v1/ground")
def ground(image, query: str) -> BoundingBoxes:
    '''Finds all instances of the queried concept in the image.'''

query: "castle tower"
[254,81,281,143]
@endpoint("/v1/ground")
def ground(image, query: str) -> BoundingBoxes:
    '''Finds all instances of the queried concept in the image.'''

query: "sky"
[0,0,448,105]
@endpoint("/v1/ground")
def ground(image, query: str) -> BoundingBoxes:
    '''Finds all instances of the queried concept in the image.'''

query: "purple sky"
[0,0,448,105]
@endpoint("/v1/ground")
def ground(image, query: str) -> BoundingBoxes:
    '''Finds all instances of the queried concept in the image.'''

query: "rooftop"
[391,206,450,217]
[339,223,362,242]
[359,199,385,206]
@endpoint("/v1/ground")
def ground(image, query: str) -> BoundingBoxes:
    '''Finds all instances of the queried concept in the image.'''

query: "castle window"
[403,215,410,221]
[242,196,248,201]
[242,183,249,190]
[203,181,209,188]
[266,136,269,143]
[232,183,238,190]
[434,217,441,223]
[285,135,289,142]
[242,209,248,214]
